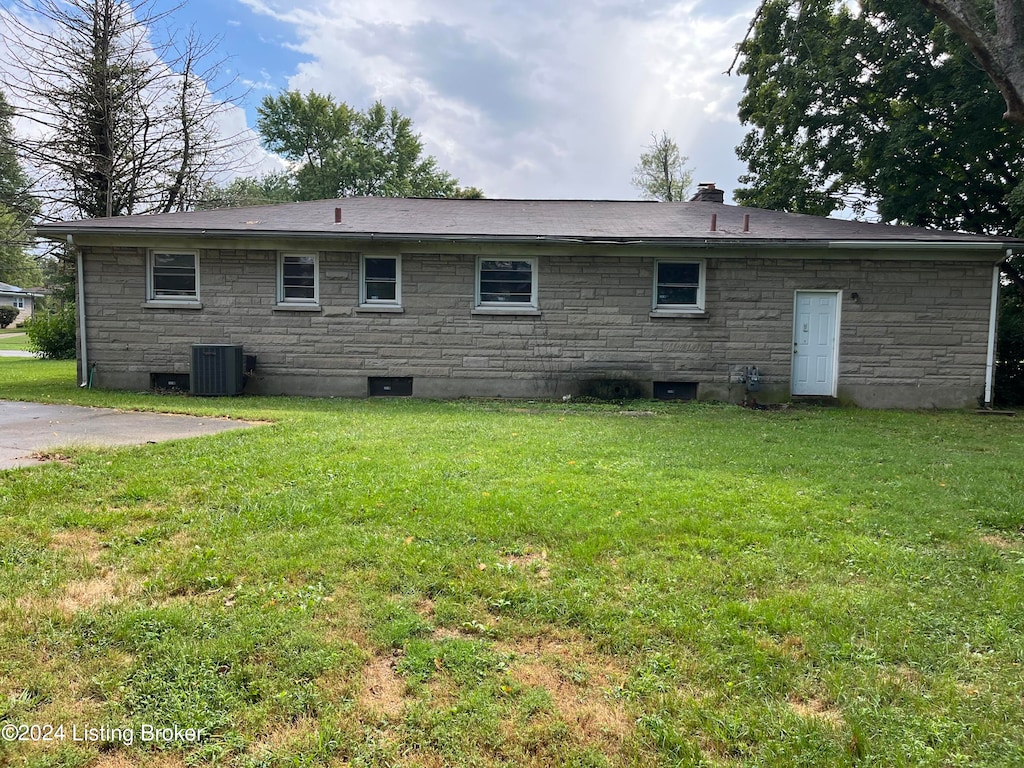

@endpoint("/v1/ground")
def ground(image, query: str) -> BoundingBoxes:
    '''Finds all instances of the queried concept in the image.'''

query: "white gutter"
[72,236,89,386]
[828,241,1008,251]
[984,262,1001,407]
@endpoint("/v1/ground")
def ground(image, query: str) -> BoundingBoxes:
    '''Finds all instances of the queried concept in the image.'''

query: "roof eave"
[35,225,1019,251]
[827,240,1011,251]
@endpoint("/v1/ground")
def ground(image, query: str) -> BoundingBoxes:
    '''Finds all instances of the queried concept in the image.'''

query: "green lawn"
[0,330,31,351]
[1,359,1022,767]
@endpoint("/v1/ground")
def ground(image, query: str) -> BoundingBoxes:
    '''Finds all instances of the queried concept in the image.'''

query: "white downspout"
[984,261,1001,407]
[72,235,89,386]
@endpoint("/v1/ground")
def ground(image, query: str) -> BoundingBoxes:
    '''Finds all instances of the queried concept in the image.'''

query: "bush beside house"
[0,304,17,328]
[25,304,76,359]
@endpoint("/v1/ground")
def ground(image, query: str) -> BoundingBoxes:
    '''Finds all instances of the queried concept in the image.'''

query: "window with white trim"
[360,255,401,306]
[278,252,318,304]
[654,260,705,311]
[12,297,25,309]
[476,258,537,308]
[148,250,199,301]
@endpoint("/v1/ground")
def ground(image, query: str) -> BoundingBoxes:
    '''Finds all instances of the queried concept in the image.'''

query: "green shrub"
[25,304,76,359]
[0,305,18,328]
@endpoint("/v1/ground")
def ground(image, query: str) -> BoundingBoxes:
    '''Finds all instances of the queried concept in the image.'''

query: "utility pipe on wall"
[984,261,1001,407]
[71,235,89,387]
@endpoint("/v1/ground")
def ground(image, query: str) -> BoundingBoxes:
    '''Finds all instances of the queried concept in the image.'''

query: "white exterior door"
[792,291,840,396]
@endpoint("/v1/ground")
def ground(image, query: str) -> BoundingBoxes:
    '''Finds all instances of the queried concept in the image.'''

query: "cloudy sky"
[158,0,758,201]
[155,0,757,201]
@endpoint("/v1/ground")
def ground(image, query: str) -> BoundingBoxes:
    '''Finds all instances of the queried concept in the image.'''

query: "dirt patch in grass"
[43,529,133,614]
[787,694,845,727]
[431,625,479,641]
[415,597,435,617]
[56,567,122,613]
[15,565,137,616]
[91,753,186,768]
[32,450,73,464]
[880,664,922,687]
[980,533,1020,550]
[501,548,550,581]
[398,756,448,768]
[321,586,369,648]
[359,652,410,718]
[49,528,107,564]
[164,529,195,549]
[246,716,324,759]
[501,634,632,753]
[756,634,807,661]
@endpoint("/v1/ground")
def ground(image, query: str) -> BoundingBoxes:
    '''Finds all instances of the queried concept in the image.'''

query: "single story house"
[0,282,42,326]
[36,193,1024,408]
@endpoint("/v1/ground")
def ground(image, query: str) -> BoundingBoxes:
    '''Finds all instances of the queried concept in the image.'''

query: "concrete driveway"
[0,400,260,469]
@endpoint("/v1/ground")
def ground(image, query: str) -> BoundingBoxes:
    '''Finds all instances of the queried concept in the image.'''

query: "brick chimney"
[690,182,724,203]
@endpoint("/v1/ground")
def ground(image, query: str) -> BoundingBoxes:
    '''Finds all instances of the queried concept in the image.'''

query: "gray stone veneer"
[77,244,995,408]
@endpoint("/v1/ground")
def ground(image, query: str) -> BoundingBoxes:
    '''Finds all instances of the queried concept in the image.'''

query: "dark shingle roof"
[34,197,1022,246]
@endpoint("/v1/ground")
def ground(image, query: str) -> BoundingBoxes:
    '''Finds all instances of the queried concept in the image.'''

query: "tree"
[257,90,357,201]
[996,282,1024,404]
[197,172,296,209]
[631,131,693,202]
[340,100,460,197]
[735,0,1024,127]
[1010,179,1024,237]
[0,0,238,219]
[0,206,43,286]
[0,91,36,225]
[255,91,472,201]
[0,90,41,286]
[450,186,485,199]
[918,0,1024,126]
[733,0,1024,233]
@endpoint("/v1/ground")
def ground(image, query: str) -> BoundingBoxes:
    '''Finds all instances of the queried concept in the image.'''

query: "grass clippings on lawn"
[0,358,1022,767]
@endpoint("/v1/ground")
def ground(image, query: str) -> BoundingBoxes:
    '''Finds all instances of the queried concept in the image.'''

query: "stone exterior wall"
[78,243,995,408]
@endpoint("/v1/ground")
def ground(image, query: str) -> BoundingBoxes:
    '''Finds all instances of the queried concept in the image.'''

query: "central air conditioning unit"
[191,344,245,396]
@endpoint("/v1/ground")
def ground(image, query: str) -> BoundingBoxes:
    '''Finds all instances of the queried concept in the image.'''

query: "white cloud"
[240,69,277,92]
[238,0,755,200]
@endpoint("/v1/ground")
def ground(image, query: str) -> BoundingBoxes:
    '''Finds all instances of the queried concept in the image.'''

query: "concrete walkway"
[0,400,260,469]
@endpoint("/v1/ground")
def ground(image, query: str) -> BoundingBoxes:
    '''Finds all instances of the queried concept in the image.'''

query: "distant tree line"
[201,92,483,208]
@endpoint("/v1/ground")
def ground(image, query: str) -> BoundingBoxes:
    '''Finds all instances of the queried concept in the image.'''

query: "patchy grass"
[1,359,1023,766]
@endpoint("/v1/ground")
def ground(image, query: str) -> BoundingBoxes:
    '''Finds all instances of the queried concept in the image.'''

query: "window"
[149,250,199,301]
[360,255,401,306]
[476,258,537,308]
[12,297,24,309]
[278,253,318,304]
[654,260,705,311]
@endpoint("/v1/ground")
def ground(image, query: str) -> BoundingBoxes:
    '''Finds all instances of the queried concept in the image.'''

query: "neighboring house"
[36,193,1024,408]
[0,282,42,326]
